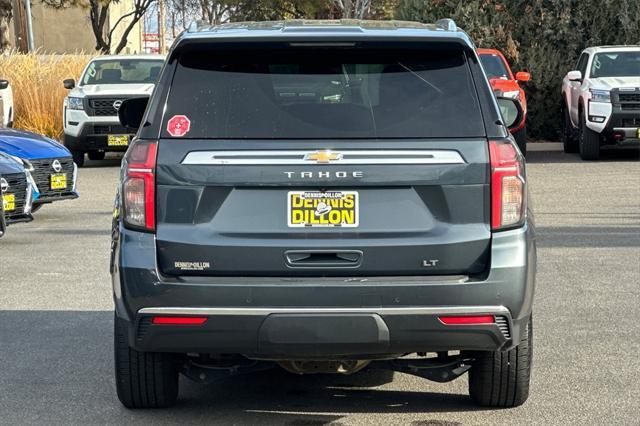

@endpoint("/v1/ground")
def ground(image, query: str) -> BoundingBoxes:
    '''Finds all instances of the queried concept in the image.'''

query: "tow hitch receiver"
[182,359,276,384]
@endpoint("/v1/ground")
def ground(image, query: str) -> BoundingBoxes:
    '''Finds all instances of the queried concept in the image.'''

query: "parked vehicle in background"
[0,183,5,237]
[0,152,33,227]
[62,55,165,167]
[112,20,535,409]
[562,46,640,160]
[0,79,14,127]
[0,129,78,212]
[478,48,530,155]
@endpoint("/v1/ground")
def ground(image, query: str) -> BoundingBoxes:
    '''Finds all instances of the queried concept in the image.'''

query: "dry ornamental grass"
[0,53,92,140]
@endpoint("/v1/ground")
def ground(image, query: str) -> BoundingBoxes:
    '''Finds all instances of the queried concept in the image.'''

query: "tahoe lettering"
[284,171,364,179]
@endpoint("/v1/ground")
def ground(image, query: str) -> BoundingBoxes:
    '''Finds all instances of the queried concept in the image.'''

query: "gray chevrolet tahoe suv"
[111,19,536,409]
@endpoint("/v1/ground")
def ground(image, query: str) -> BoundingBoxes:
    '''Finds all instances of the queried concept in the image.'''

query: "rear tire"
[466,315,533,408]
[114,314,180,409]
[562,104,579,153]
[88,151,106,161]
[71,150,85,167]
[579,112,601,161]
[512,125,527,156]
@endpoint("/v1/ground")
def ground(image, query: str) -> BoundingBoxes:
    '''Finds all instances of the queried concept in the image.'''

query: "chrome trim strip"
[139,306,509,317]
[181,150,466,165]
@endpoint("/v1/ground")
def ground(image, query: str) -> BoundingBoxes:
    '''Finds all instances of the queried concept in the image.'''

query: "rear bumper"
[113,223,536,357]
[134,306,514,359]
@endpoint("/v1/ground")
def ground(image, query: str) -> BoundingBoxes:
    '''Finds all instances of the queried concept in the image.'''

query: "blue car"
[0,151,34,231]
[0,129,78,211]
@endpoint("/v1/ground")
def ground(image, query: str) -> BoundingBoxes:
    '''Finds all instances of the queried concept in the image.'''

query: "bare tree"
[166,0,199,32]
[331,0,371,18]
[42,0,157,53]
[198,0,232,24]
[163,0,231,27]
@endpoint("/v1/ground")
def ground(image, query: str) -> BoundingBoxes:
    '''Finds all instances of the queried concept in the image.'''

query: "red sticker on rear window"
[167,115,191,137]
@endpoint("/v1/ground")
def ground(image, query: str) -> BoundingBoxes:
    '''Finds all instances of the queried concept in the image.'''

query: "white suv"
[561,46,640,160]
[0,79,14,127]
[62,55,165,166]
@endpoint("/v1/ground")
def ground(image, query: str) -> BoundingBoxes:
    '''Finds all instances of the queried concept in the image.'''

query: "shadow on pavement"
[0,310,481,425]
[535,226,640,248]
[526,145,639,163]
[31,228,111,236]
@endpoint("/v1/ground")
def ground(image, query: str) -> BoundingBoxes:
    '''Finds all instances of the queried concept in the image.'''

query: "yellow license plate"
[108,135,129,147]
[2,193,15,212]
[50,173,67,190]
[288,191,359,227]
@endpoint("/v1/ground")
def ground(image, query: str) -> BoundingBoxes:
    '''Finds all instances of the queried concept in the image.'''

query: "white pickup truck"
[0,79,14,128]
[561,46,640,160]
[62,55,165,166]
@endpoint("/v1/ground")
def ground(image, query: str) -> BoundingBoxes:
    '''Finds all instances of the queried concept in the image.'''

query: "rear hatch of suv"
[153,42,491,277]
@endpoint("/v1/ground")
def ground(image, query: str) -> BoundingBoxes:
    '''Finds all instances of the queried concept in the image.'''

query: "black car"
[111,19,536,409]
[0,152,33,229]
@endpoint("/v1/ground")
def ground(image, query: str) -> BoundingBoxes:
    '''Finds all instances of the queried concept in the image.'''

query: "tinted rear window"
[163,46,484,139]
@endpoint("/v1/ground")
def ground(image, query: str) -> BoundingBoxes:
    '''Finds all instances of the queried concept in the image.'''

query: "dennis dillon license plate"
[288,191,358,227]
[2,193,15,211]
[108,135,129,147]
[50,173,67,190]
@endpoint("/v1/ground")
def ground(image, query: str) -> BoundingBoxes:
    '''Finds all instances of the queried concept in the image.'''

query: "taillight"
[122,141,157,231]
[489,139,526,230]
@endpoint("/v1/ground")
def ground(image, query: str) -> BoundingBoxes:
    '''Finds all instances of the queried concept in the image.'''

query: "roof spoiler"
[436,18,457,32]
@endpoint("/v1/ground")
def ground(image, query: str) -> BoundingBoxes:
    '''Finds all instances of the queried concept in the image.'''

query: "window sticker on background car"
[87,63,97,77]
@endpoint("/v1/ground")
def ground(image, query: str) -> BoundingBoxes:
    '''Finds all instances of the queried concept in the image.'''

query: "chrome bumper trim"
[139,305,510,317]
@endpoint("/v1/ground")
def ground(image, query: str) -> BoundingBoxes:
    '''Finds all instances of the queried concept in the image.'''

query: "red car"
[478,48,530,154]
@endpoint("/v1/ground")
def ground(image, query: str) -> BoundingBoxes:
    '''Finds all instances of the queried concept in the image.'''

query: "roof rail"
[187,20,209,33]
[436,18,457,32]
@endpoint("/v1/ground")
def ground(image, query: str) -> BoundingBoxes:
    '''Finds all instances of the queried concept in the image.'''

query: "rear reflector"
[152,316,208,325]
[439,315,495,325]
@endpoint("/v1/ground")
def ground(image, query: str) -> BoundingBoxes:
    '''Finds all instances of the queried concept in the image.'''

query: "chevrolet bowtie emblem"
[304,150,342,163]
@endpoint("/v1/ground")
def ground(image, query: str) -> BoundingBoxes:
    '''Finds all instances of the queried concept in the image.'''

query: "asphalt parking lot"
[0,143,638,425]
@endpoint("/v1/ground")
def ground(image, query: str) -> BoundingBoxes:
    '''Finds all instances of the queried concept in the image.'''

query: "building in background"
[8,0,143,54]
